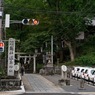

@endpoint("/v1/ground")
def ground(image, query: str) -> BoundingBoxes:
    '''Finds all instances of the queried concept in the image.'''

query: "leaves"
[4,0,95,56]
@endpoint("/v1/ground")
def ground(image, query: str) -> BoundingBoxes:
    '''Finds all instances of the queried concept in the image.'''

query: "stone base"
[78,87,86,90]
[58,79,70,86]
[44,64,54,75]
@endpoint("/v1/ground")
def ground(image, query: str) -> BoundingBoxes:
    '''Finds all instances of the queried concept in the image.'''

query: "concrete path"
[22,74,65,93]
[22,74,95,95]
[44,74,95,95]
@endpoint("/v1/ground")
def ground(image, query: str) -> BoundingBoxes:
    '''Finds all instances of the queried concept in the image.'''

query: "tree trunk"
[64,40,75,61]
[68,43,74,61]
[59,50,63,62]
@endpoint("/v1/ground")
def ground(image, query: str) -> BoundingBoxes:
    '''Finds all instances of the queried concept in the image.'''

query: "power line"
[4,7,95,16]
[4,1,95,14]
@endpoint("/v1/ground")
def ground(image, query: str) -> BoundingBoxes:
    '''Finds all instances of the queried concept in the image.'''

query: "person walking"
[20,65,25,76]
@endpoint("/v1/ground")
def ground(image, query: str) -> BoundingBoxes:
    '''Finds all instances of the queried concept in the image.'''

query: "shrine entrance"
[15,52,37,73]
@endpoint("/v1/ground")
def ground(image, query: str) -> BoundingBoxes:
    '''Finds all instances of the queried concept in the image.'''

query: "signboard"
[0,41,4,52]
[5,14,10,28]
[0,11,2,17]
[61,65,67,72]
[7,38,15,76]
[14,64,19,71]
[61,65,67,79]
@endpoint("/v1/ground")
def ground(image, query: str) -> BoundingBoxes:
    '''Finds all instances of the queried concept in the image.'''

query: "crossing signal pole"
[0,0,3,66]
[0,0,3,40]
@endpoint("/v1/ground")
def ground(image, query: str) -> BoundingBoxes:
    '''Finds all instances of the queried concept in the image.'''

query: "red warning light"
[33,19,39,25]
[0,42,4,47]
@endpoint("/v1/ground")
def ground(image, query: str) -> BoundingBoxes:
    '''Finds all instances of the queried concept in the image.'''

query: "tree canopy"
[4,0,95,61]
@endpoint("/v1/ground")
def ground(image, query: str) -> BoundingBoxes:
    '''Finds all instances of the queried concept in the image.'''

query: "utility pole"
[0,0,3,65]
[33,54,36,73]
[51,35,53,66]
[0,0,3,40]
[5,14,10,68]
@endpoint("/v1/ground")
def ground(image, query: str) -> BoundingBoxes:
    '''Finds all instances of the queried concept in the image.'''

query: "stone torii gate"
[15,52,37,73]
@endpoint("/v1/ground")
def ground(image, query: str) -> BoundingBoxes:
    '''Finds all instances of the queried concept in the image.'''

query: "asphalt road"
[44,75,95,92]
[20,93,81,95]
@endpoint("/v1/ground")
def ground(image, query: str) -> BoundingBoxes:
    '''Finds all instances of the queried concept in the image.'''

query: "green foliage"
[76,35,95,56]
[37,63,43,73]
[4,0,95,61]
[66,52,95,66]
[45,0,95,41]
[0,67,5,76]
[21,31,50,53]
[65,35,95,66]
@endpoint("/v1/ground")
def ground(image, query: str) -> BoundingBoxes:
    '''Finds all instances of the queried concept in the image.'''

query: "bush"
[37,63,43,73]
[0,67,5,77]
[65,52,95,66]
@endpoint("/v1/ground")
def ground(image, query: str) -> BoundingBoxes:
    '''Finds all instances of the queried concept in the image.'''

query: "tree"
[4,0,95,62]
[44,0,95,61]
[4,0,52,54]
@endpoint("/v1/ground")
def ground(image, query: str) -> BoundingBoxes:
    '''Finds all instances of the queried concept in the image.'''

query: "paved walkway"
[22,74,95,95]
[22,74,65,93]
[0,74,95,95]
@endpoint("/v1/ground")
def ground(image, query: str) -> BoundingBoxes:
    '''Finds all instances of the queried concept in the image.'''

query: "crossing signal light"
[22,19,39,25]
[0,41,4,52]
